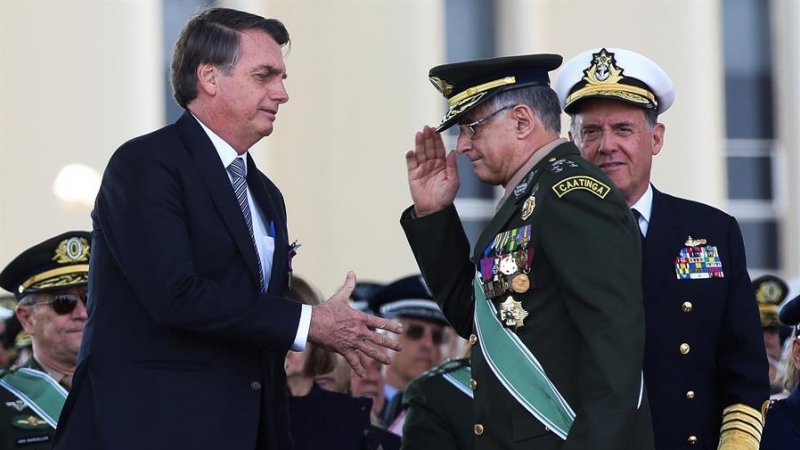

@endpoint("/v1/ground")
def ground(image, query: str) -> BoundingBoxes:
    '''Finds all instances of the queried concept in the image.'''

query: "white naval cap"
[554,47,675,115]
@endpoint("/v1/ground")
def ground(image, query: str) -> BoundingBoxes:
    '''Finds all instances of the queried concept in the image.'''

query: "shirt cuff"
[291,304,311,351]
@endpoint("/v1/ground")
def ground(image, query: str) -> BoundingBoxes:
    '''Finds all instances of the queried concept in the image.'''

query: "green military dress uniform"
[401,358,474,450]
[402,142,654,450]
[0,358,67,450]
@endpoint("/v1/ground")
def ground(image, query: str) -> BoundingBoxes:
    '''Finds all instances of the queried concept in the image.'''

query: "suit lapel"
[642,187,684,299]
[246,157,288,295]
[177,112,262,285]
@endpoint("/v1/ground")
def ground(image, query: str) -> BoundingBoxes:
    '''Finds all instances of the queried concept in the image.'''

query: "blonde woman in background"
[760,294,800,449]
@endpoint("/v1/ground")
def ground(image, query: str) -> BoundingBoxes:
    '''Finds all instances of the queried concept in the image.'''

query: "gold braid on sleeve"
[716,402,767,450]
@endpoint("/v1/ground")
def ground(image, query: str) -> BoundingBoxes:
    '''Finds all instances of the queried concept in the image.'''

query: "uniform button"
[686,390,695,400]
[474,424,484,435]
[544,426,550,432]
[250,381,262,391]
[680,343,691,354]
[469,379,478,390]
[687,435,697,445]
[682,301,693,312]
[469,334,478,346]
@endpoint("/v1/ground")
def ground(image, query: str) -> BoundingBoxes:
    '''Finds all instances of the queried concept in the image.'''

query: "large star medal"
[498,296,528,330]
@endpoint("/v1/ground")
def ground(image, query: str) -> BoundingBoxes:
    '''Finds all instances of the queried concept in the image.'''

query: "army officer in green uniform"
[401,356,473,450]
[400,54,654,449]
[0,231,90,450]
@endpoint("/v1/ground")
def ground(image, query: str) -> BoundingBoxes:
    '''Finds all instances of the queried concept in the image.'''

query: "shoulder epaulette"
[544,156,581,174]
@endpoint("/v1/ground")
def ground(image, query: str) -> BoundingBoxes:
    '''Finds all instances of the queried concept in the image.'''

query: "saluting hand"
[405,126,460,217]
[308,271,403,378]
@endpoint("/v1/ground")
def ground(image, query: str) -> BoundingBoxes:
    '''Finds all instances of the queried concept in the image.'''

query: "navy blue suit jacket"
[760,387,800,449]
[53,112,303,450]
[642,187,769,450]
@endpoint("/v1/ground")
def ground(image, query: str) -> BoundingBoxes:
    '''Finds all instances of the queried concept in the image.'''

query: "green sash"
[442,365,474,399]
[473,273,575,439]
[0,368,67,428]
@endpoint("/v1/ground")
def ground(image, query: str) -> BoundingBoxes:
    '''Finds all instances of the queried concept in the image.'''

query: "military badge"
[52,236,90,264]
[498,255,518,276]
[4,400,26,412]
[12,415,49,430]
[521,195,536,220]
[498,296,528,330]
[674,236,724,279]
[510,273,530,293]
[552,176,610,199]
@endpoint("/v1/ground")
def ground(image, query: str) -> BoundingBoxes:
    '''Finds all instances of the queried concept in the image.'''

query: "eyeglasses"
[403,323,448,346]
[30,292,88,315]
[457,105,514,139]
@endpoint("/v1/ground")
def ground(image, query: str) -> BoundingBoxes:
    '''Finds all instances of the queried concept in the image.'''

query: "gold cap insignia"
[564,48,657,112]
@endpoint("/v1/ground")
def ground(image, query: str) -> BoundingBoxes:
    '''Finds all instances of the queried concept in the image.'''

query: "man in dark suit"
[52,8,401,450]
[401,54,654,449]
[555,47,770,450]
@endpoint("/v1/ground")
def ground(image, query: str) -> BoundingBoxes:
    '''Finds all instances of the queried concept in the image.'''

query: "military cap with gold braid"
[752,275,788,328]
[429,54,562,132]
[554,47,675,115]
[0,231,91,300]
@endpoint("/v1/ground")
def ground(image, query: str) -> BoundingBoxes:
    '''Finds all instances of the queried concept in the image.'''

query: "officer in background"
[368,275,451,431]
[752,275,790,394]
[401,352,473,450]
[0,231,91,450]
[760,292,800,449]
[555,47,769,450]
[401,54,653,449]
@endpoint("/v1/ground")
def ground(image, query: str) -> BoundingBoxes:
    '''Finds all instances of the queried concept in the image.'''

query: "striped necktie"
[228,158,266,291]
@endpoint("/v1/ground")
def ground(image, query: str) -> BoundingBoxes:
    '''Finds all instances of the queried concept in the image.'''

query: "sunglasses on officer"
[403,322,448,346]
[26,292,88,315]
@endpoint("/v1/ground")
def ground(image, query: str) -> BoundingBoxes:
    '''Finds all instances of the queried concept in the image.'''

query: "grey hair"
[489,85,561,134]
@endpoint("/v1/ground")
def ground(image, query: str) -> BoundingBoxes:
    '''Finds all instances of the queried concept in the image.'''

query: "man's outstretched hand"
[308,272,403,378]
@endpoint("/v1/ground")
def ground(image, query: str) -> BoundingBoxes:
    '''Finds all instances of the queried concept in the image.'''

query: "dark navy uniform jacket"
[642,187,769,450]
[760,387,800,449]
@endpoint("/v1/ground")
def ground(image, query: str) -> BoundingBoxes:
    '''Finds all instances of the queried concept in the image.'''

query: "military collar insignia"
[521,196,536,220]
[513,170,537,199]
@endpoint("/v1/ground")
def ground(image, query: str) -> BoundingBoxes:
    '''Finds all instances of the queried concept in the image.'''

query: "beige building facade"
[1,0,797,295]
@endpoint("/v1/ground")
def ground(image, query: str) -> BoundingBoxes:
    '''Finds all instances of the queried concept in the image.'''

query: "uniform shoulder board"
[422,358,469,379]
[545,156,581,174]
